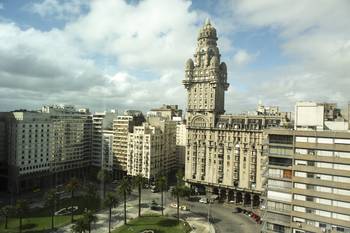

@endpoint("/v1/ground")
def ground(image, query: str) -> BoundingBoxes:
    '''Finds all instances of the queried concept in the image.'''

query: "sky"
[0,0,350,114]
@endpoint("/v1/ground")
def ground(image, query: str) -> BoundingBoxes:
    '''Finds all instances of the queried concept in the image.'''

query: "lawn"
[112,216,192,233]
[0,195,102,233]
[0,215,82,233]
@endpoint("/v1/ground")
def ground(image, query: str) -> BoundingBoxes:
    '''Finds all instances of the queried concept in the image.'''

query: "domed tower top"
[198,18,217,41]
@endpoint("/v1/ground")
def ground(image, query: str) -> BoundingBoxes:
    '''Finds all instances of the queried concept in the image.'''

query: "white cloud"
[232,49,259,66]
[29,0,87,20]
[222,0,350,111]
[65,0,200,72]
[0,0,196,112]
[3,0,350,114]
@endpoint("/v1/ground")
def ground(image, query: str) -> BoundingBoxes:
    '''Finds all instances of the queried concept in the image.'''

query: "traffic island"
[112,215,192,233]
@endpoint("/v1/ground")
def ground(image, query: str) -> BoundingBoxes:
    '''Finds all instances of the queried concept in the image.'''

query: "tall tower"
[183,19,229,128]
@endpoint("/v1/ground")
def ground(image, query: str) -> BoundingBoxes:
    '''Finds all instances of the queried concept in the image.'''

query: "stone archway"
[244,192,251,206]
[236,192,243,205]
[253,194,260,208]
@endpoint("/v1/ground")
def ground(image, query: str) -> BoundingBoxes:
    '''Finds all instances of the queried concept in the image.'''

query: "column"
[226,189,230,203]
[243,192,247,206]
[250,193,254,209]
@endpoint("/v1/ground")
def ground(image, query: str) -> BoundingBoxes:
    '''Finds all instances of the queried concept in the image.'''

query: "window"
[295,160,307,166]
[267,190,292,202]
[318,138,333,144]
[294,206,306,212]
[295,171,307,177]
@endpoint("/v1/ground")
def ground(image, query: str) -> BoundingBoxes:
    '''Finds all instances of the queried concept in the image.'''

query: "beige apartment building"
[262,103,350,233]
[127,117,177,180]
[182,20,289,203]
[112,112,145,178]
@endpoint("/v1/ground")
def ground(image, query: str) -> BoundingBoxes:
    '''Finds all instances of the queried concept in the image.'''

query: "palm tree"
[104,192,119,233]
[117,177,132,225]
[15,199,29,233]
[43,189,58,230]
[83,210,97,233]
[97,169,112,199]
[156,176,167,216]
[84,182,97,210]
[1,205,14,229]
[171,170,191,222]
[66,177,79,223]
[71,218,87,233]
[133,174,145,217]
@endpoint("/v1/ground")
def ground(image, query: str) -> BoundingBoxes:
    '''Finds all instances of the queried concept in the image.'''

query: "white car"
[170,203,178,208]
[199,197,208,204]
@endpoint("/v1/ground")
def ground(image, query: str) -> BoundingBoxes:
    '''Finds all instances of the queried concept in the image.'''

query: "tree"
[83,210,97,233]
[170,170,190,222]
[133,174,145,217]
[156,176,167,216]
[117,177,132,225]
[44,189,58,230]
[97,169,112,199]
[84,182,97,210]
[104,192,119,233]
[1,205,14,229]
[15,199,29,233]
[71,218,87,233]
[66,177,79,223]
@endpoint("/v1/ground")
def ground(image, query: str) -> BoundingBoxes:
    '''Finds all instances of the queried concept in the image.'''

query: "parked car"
[170,203,177,208]
[151,186,159,193]
[150,200,162,210]
[180,205,189,211]
[199,197,208,204]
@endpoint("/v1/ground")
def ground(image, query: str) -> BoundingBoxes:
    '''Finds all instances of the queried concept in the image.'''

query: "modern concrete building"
[0,105,92,193]
[182,20,290,203]
[262,102,350,233]
[112,111,145,178]
[0,119,8,191]
[101,129,114,172]
[127,117,177,180]
[91,111,117,172]
[176,120,187,170]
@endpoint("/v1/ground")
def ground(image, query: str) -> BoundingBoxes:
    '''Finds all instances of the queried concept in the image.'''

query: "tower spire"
[205,18,211,26]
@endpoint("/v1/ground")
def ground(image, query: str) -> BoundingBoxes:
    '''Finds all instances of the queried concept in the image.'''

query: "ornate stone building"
[183,20,290,205]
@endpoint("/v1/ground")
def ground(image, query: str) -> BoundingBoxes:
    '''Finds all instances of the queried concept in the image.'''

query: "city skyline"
[1,0,350,113]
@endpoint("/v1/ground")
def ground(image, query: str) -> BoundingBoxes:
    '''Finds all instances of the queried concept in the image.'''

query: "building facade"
[263,102,350,233]
[183,20,289,203]
[112,112,145,178]
[263,129,350,233]
[176,120,187,170]
[0,105,92,193]
[127,117,177,180]
[91,111,117,172]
